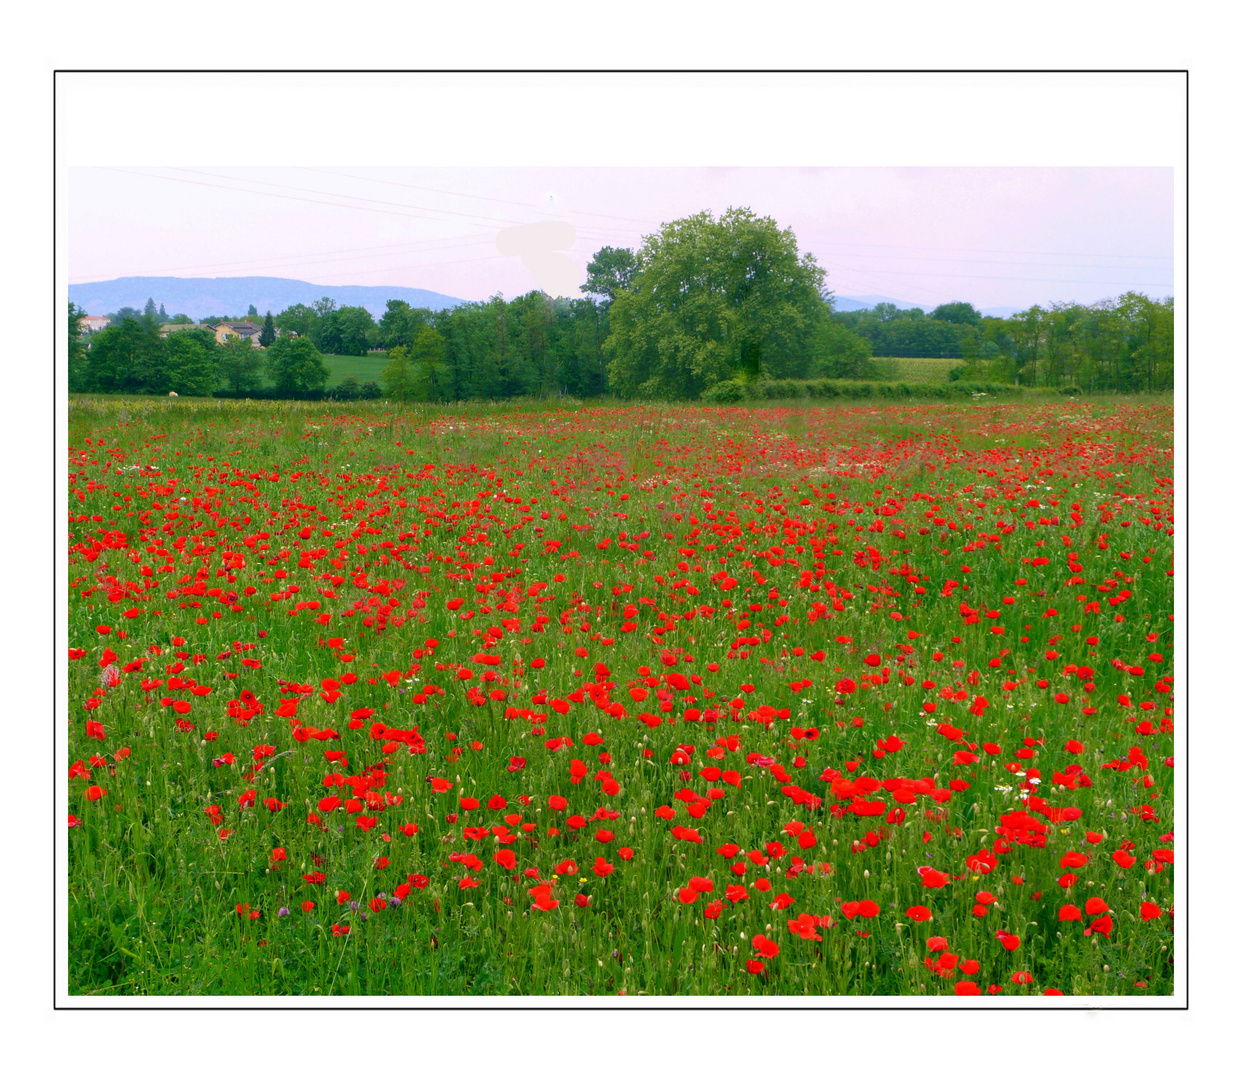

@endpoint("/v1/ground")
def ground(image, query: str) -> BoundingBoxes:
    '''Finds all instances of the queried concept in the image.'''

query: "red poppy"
[752,934,780,958]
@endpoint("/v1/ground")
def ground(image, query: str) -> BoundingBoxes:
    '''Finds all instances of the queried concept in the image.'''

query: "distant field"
[872,357,960,384]
[320,352,390,387]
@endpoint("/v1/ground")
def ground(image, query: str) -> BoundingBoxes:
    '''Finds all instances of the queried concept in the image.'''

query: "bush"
[1058,384,1083,395]
[331,376,361,401]
[701,379,748,404]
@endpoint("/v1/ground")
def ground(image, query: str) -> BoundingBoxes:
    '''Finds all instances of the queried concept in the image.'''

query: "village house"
[211,321,264,346]
[158,322,206,338]
[79,314,111,334]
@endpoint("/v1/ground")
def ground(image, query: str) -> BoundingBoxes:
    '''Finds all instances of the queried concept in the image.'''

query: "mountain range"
[68,276,466,321]
[68,276,1024,322]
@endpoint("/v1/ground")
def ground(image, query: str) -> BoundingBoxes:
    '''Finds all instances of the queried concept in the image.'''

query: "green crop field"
[872,357,961,384]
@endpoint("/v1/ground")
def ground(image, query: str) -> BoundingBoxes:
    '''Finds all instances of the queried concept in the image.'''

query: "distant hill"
[68,276,466,320]
[833,294,1023,319]
[831,294,922,312]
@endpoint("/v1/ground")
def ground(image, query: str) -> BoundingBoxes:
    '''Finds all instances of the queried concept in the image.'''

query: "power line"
[165,167,532,229]
[298,168,660,228]
[802,237,1172,261]
[805,247,1177,272]
[819,259,1172,288]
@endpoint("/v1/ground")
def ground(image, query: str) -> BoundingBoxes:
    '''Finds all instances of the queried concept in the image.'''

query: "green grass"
[319,352,391,387]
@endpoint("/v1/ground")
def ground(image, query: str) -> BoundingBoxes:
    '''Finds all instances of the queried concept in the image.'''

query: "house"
[211,321,264,346]
[159,323,205,338]
[79,315,110,334]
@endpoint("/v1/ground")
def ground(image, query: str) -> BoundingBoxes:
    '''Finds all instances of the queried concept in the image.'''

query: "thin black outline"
[53,67,1187,1012]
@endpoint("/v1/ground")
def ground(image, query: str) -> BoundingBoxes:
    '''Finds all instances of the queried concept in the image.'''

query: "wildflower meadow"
[66,395,1174,997]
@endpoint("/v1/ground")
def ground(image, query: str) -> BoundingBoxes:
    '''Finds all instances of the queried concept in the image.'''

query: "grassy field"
[871,357,962,384]
[66,395,1174,997]
[320,352,391,387]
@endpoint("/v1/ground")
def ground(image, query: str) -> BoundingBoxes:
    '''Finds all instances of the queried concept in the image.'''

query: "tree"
[165,328,220,397]
[143,298,158,323]
[85,318,167,393]
[410,326,450,400]
[605,208,828,398]
[275,303,317,341]
[259,311,276,348]
[930,301,982,325]
[334,306,376,357]
[265,335,329,396]
[810,317,875,378]
[218,333,265,395]
[68,302,89,392]
[580,246,637,303]
[247,303,258,317]
[158,303,167,320]
[378,299,431,351]
[382,345,414,400]
[110,307,143,327]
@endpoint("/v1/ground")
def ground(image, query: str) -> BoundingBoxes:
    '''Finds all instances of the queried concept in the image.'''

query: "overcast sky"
[67,166,1174,311]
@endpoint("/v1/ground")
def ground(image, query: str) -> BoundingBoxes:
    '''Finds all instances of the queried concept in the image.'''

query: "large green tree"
[85,317,167,393]
[265,335,329,395]
[604,208,828,398]
[218,334,265,395]
[164,328,220,397]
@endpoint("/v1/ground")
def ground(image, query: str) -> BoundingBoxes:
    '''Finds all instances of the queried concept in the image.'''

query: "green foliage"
[259,312,276,348]
[378,300,432,351]
[580,245,637,302]
[930,301,982,325]
[84,317,168,393]
[275,304,317,341]
[323,306,377,357]
[68,302,89,392]
[331,376,361,401]
[381,345,415,401]
[218,334,265,396]
[410,326,451,401]
[265,335,329,395]
[164,328,220,397]
[809,318,875,378]
[606,208,829,399]
[109,307,144,327]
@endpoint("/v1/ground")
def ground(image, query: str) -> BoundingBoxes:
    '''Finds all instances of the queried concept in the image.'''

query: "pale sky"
[67,166,1173,310]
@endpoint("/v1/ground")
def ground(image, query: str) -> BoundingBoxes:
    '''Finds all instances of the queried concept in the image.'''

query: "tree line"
[68,305,334,398]
[69,207,1174,399]
[835,294,1173,391]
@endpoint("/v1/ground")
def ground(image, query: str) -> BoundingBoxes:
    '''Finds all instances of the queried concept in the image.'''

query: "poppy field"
[65,396,1175,997]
